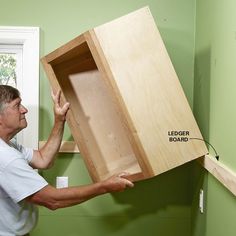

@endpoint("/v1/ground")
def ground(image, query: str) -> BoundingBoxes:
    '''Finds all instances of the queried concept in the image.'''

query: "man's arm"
[26,173,134,210]
[30,90,69,169]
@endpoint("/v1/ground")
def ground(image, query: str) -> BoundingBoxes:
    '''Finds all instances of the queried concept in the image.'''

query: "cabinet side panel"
[94,7,208,175]
[85,31,154,178]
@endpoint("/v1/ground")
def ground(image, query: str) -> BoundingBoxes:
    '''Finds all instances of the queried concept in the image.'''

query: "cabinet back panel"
[53,56,142,180]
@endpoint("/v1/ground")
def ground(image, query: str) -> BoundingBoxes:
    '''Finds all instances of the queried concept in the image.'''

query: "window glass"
[0,53,17,87]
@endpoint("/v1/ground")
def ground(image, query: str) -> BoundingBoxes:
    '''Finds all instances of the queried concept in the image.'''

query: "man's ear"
[0,113,3,125]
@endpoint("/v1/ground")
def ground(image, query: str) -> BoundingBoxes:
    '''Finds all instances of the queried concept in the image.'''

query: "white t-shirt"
[0,138,48,236]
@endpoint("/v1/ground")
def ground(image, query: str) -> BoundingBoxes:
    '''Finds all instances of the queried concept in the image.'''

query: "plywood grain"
[93,7,208,175]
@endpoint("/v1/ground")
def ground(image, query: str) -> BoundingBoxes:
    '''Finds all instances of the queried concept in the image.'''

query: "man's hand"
[31,90,69,169]
[51,90,70,122]
[101,172,134,192]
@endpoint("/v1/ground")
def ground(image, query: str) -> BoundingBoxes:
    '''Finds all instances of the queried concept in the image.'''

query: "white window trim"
[0,26,39,149]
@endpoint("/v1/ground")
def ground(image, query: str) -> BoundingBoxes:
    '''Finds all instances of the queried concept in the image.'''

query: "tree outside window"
[0,53,17,87]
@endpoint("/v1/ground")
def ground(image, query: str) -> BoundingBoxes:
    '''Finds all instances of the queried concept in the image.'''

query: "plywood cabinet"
[41,7,208,182]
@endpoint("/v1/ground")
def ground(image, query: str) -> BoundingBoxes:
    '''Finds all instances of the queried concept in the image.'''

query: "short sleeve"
[9,139,33,163]
[0,158,48,203]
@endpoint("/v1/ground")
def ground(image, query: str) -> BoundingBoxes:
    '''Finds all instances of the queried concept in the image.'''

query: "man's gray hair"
[0,85,20,112]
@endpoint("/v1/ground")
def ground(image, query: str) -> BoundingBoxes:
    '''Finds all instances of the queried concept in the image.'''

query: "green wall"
[193,0,236,236]
[1,1,198,236]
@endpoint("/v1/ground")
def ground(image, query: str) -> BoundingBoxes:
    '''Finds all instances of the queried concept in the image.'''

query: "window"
[0,44,22,87]
[0,27,39,149]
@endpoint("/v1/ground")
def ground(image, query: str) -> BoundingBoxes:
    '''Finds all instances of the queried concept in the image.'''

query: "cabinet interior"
[50,42,142,180]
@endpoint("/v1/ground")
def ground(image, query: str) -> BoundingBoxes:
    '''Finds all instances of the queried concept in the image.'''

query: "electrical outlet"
[199,189,204,213]
[56,176,68,188]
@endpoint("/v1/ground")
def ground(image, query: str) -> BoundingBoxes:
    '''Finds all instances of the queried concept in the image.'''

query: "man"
[0,85,134,236]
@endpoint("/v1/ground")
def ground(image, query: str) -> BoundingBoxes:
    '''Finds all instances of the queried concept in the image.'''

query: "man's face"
[0,97,28,134]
